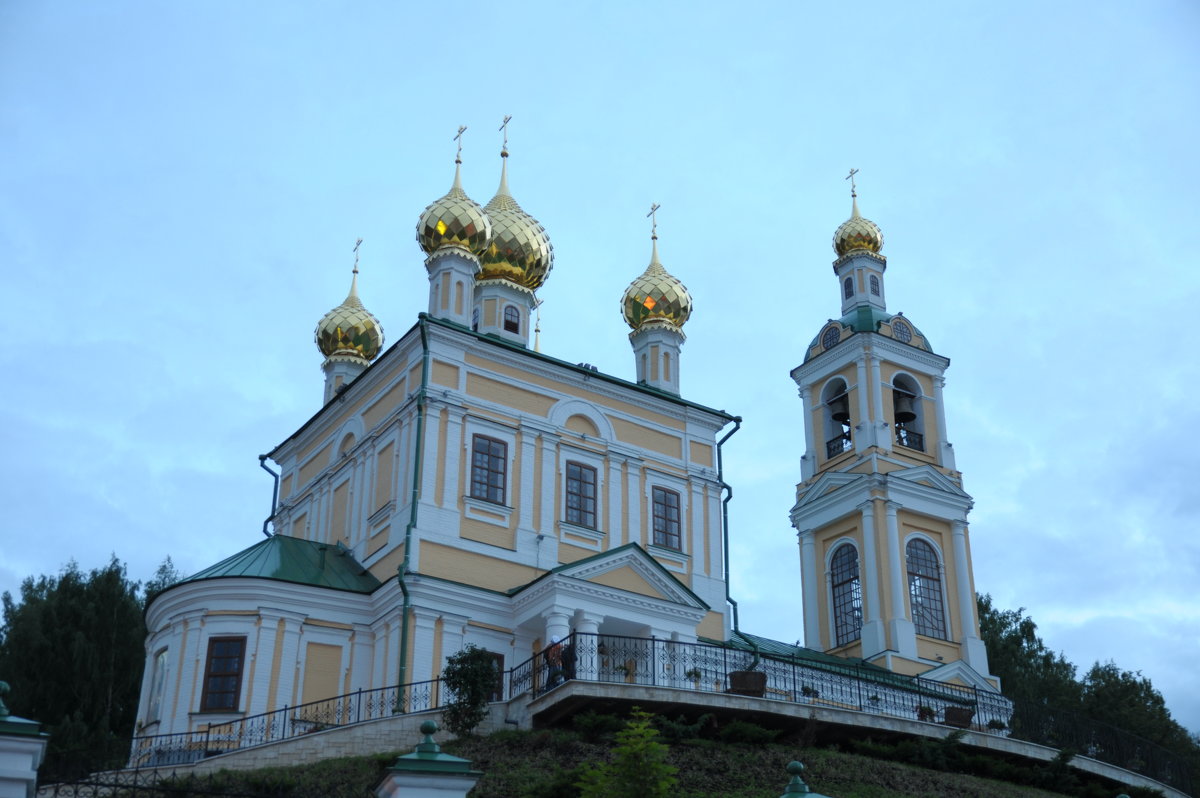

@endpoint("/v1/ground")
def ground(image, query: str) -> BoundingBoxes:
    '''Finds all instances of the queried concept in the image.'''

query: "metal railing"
[126,633,1191,792]
[825,431,852,458]
[129,680,439,768]
[895,427,924,451]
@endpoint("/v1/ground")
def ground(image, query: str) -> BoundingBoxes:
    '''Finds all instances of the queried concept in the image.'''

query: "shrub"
[441,645,498,737]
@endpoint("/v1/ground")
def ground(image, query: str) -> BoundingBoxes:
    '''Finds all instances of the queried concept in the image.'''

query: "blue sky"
[3,1,1198,733]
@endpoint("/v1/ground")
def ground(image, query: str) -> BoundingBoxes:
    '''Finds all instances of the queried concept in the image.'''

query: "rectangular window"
[147,648,168,723]
[200,637,246,712]
[470,435,507,504]
[651,487,682,550]
[565,462,597,528]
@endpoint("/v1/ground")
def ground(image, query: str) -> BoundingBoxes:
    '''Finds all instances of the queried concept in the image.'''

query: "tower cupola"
[622,205,690,394]
[472,118,550,346]
[832,170,888,316]
[419,127,490,327]
[316,240,384,403]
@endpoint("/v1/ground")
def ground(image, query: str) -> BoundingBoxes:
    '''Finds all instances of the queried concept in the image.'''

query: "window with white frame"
[906,538,948,639]
[470,434,507,504]
[830,543,862,646]
[651,486,681,549]
[565,461,598,528]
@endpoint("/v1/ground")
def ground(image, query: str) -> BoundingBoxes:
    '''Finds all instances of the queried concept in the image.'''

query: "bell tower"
[790,175,995,686]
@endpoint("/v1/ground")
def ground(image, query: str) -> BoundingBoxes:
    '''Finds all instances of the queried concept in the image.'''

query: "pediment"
[793,471,868,511]
[888,464,970,499]
[920,659,1000,692]
[553,544,707,609]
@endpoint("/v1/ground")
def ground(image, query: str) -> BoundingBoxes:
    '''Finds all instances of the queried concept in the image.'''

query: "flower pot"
[728,670,767,697]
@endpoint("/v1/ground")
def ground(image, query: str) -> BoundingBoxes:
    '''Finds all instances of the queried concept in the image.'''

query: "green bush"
[716,719,780,745]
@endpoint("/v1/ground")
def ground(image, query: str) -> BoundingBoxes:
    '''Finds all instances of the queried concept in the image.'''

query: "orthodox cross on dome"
[453,125,467,163]
[647,202,661,240]
[352,237,363,275]
[499,115,512,157]
[845,168,859,198]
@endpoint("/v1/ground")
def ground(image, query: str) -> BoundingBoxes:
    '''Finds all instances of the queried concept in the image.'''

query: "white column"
[517,430,537,532]
[951,520,990,670]
[607,455,623,545]
[442,408,465,505]
[933,375,956,469]
[573,612,601,680]
[420,404,440,508]
[857,501,886,655]
[438,613,469,675]
[871,355,889,452]
[626,460,642,547]
[885,501,917,658]
[543,611,571,645]
[799,386,816,480]
[539,430,559,537]
[854,357,871,451]
[799,530,820,649]
[411,610,439,684]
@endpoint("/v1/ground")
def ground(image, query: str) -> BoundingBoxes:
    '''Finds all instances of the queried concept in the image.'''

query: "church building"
[134,137,999,743]
[136,133,737,737]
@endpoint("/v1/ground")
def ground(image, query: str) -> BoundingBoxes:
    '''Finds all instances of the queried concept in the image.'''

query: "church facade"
[134,141,997,742]
[135,138,737,738]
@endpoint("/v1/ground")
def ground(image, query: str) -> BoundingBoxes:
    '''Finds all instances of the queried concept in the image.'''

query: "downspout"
[398,316,431,688]
[258,455,280,538]
[717,416,760,668]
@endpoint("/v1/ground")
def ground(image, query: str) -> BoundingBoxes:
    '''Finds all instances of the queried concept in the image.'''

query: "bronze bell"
[828,394,850,424]
[894,392,917,423]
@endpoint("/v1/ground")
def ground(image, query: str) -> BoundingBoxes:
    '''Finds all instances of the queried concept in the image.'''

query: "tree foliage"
[977,593,1080,710]
[577,708,677,798]
[440,644,498,737]
[0,557,147,780]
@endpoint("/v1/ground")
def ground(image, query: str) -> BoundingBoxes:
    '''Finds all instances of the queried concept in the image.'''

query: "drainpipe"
[258,455,280,537]
[717,416,759,668]
[398,316,431,688]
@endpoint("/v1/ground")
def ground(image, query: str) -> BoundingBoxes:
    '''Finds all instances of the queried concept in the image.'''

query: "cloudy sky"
[3,2,1198,733]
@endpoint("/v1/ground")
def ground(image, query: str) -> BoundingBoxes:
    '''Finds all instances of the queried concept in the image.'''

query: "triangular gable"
[888,464,971,499]
[791,470,867,513]
[920,658,1000,692]
[517,543,708,610]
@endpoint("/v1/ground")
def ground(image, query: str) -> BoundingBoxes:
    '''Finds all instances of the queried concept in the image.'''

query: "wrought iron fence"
[122,633,1191,793]
[128,680,439,768]
[895,426,924,451]
[825,431,852,458]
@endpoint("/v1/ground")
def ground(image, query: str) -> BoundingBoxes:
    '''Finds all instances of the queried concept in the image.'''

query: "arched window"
[843,276,854,299]
[869,275,880,296]
[503,305,520,333]
[820,378,851,458]
[892,374,924,451]
[906,539,947,639]
[830,544,862,646]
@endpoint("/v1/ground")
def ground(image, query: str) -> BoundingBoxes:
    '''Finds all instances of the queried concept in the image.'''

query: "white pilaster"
[799,530,820,648]
[854,357,871,451]
[871,355,889,452]
[933,376,956,470]
[857,502,886,655]
[799,387,816,480]
[885,502,917,657]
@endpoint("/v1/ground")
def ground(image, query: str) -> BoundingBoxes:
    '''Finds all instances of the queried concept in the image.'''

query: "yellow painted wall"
[367,542,405,582]
[432,361,460,389]
[374,442,394,511]
[611,418,681,458]
[588,565,667,599]
[461,517,516,550]
[566,414,600,436]
[300,642,342,705]
[298,444,332,489]
[466,373,556,416]
[697,611,725,640]
[331,481,349,545]
[689,440,713,467]
[363,380,407,431]
[419,540,539,592]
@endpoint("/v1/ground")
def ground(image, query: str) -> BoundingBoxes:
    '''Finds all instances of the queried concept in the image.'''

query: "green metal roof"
[179,535,381,594]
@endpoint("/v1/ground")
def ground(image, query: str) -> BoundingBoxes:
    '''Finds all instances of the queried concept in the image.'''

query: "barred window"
[470,435,507,504]
[651,487,681,550]
[870,275,880,295]
[200,637,245,712]
[830,544,862,647]
[565,462,597,528]
[843,276,854,299]
[907,539,948,639]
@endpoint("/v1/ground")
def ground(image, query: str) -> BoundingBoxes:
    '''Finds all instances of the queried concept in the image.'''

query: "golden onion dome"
[833,196,884,256]
[315,270,384,361]
[622,237,692,331]
[479,152,553,290]
[416,158,492,257]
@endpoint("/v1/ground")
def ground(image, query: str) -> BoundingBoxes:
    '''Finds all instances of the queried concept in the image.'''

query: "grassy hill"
[157,716,1165,798]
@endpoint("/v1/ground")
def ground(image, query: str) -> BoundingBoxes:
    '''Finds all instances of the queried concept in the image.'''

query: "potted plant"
[728,654,766,697]
[916,705,936,722]
[800,685,820,700]
[987,718,1007,731]
[684,668,703,688]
